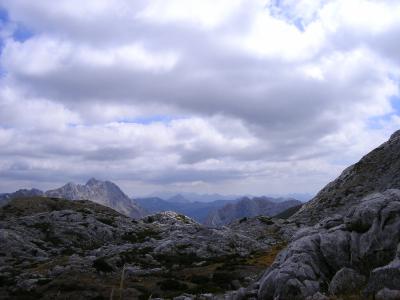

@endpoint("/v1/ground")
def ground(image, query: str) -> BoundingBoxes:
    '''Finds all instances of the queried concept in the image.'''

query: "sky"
[0,0,400,196]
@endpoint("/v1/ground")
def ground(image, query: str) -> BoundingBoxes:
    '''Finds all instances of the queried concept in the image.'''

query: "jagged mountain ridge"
[144,191,242,202]
[292,129,400,225]
[205,196,302,226]
[45,178,144,219]
[136,197,236,223]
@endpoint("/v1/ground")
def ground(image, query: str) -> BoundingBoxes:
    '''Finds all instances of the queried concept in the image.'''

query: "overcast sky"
[0,0,399,196]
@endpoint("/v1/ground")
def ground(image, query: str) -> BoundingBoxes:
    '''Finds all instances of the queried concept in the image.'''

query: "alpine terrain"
[1,130,400,299]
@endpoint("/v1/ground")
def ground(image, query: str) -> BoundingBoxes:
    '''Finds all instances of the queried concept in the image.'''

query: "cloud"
[0,0,399,195]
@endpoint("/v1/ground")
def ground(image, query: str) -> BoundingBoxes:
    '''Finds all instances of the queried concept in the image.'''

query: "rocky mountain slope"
[45,178,144,219]
[292,130,400,225]
[256,130,400,299]
[205,196,302,226]
[0,196,287,299]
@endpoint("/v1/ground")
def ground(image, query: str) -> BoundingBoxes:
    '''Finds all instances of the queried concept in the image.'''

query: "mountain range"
[1,182,301,225]
[141,191,244,203]
[141,191,312,202]
[135,197,234,223]
[0,178,144,219]
[205,196,302,226]
[1,130,400,299]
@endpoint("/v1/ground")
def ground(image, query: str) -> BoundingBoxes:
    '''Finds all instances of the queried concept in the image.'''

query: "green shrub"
[190,274,210,284]
[96,217,115,227]
[158,279,188,291]
[93,257,113,273]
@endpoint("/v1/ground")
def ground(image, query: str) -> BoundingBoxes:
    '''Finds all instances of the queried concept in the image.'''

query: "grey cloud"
[0,0,399,193]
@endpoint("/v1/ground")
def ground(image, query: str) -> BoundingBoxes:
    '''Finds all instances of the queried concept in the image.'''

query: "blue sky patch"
[367,95,400,129]
[0,7,8,22]
[13,24,33,42]
[0,7,34,77]
[391,95,400,114]
[120,115,182,125]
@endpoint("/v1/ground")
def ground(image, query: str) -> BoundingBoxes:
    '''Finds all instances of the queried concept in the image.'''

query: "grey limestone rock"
[258,189,400,300]
[328,267,366,295]
[45,178,145,218]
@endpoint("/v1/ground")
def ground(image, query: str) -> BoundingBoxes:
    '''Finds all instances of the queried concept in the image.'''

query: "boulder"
[328,267,366,296]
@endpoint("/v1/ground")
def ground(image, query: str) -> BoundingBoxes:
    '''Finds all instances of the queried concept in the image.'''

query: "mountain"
[257,130,400,299]
[166,194,190,203]
[136,197,236,223]
[205,196,302,226]
[268,193,312,202]
[45,178,144,218]
[0,188,44,206]
[272,203,303,219]
[292,129,400,225]
[143,191,242,202]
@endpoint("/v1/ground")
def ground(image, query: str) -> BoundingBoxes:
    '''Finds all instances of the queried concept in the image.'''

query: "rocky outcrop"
[45,178,144,218]
[0,197,283,299]
[258,189,400,299]
[293,130,400,225]
[205,197,301,226]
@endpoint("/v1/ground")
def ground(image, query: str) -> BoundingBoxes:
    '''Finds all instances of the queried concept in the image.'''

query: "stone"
[376,288,400,300]
[328,267,366,296]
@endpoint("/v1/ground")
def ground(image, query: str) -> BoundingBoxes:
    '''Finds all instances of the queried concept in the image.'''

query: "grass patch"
[258,216,274,225]
[245,243,286,267]
[176,214,191,224]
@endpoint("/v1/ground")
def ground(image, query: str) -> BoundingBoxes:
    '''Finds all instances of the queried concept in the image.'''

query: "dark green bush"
[93,257,113,273]
[158,279,188,291]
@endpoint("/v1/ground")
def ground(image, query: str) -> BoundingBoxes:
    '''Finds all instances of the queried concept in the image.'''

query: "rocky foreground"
[0,197,290,299]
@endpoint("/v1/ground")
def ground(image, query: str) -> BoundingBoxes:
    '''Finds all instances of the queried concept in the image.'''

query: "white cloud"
[139,0,243,29]
[0,0,399,195]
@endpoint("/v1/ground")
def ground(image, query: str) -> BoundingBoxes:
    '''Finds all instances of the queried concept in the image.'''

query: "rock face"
[258,190,400,299]
[292,130,400,225]
[205,196,302,226]
[257,130,400,300]
[0,197,283,299]
[45,178,144,219]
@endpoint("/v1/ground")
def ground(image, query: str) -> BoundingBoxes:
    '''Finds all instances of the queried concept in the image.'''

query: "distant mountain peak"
[86,177,101,186]
[45,178,144,219]
[167,194,189,203]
